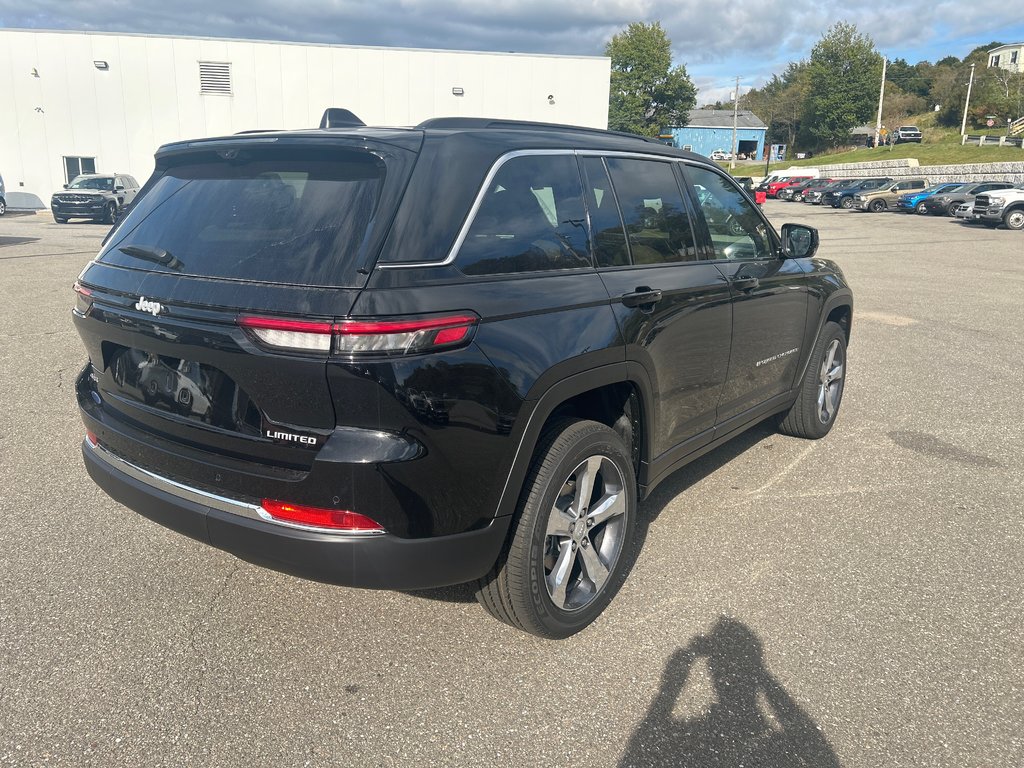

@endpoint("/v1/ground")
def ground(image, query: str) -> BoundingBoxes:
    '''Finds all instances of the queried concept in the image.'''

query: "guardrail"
[962,134,1024,148]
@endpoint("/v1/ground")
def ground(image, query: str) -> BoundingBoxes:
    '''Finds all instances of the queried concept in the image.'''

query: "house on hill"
[663,109,767,159]
[988,43,1023,73]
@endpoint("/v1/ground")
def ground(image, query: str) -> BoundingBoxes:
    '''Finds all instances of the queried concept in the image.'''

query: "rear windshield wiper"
[118,245,183,270]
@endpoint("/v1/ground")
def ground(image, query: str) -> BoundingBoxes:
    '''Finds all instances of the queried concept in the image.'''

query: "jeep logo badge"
[134,297,163,316]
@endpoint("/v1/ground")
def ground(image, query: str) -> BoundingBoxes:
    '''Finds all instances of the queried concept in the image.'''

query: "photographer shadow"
[620,617,840,768]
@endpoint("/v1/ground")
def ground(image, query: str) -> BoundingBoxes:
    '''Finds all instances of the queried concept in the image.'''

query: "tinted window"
[580,157,629,268]
[99,147,386,287]
[685,166,773,260]
[457,155,591,276]
[604,158,697,265]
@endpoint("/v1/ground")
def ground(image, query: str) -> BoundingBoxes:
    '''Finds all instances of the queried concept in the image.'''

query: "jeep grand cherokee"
[74,110,853,638]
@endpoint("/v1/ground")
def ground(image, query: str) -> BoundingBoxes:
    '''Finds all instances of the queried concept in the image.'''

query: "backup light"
[260,499,384,533]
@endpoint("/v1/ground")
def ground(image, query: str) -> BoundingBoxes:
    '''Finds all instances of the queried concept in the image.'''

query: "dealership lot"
[1,205,1021,766]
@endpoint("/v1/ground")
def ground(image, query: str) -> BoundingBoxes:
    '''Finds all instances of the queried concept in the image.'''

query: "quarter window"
[685,166,774,260]
[457,155,591,276]
[603,157,698,265]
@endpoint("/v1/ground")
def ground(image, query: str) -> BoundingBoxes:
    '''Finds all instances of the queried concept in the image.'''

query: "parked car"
[709,149,733,161]
[766,176,813,198]
[826,178,893,209]
[777,179,825,202]
[893,126,923,144]
[0,172,6,216]
[852,178,928,212]
[803,179,855,205]
[953,202,975,221]
[921,181,1015,216]
[895,183,964,214]
[51,173,141,224]
[971,185,1024,230]
[72,110,852,638]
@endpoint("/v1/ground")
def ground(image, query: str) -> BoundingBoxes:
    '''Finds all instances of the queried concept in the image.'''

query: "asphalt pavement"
[1,204,1021,767]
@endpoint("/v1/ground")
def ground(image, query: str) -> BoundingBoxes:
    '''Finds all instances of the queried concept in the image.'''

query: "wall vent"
[199,61,232,95]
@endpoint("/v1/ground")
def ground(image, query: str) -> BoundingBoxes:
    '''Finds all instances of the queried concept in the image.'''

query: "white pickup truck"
[971,186,1024,230]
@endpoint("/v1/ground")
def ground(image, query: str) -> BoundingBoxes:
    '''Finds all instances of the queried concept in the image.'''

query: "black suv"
[52,173,140,224]
[825,178,892,208]
[73,111,853,638]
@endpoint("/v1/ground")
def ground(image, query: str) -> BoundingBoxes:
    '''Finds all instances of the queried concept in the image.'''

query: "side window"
[604,157,698,265]
[684,166,774,261]
[580,157,628,267]
[457,155,591,277]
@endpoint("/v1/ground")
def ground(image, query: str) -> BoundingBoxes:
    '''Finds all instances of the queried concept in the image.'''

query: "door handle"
[621,288,663,308]
[729,277,760,292]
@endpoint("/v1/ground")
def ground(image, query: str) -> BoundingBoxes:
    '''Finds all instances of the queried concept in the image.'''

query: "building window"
[1012,51,1019,65]
[64,156,96,184]
[990,55,1000,67]
[199,61,232,95]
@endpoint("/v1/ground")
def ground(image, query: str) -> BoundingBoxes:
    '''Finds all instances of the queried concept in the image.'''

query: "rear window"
[99,146,389,287]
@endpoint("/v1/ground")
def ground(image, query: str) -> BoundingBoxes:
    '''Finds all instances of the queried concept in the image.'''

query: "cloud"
[1,0,1021,105]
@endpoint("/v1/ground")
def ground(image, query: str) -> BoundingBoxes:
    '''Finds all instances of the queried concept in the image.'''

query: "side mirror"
[115,185,125,191]
[781,223,820,259]
[63,184,69,189]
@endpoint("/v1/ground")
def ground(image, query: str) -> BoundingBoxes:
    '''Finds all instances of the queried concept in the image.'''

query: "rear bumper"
[83,438,511,589]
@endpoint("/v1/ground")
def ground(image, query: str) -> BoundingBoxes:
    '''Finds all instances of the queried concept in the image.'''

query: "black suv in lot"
[73,111,853,638]
[52,173,140,224]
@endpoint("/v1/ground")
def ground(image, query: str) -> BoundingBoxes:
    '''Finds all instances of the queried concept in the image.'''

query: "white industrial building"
[0,29,611,209]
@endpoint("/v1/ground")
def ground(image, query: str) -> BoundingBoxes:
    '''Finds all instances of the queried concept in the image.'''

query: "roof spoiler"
[320,108,366,129]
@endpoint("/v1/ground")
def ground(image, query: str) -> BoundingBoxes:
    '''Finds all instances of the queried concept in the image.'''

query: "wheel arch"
[492,363,655,520]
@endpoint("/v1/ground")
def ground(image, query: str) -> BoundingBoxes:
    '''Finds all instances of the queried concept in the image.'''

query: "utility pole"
[730,75,740,171]
[960,63,976,136]
[874,56,887,148]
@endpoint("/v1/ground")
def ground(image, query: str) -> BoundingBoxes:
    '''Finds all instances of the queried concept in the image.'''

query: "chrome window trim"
[376,148,689,270]
[87,439,384,536]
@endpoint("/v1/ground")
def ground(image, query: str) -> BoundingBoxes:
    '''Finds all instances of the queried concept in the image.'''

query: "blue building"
[664,109,767,160]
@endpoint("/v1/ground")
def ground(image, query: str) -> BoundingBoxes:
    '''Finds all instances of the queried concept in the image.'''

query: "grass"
[725,111,1023,175]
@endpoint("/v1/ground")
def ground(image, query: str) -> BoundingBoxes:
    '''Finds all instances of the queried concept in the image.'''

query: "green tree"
[605,22,696,136]
[800,22,883,149]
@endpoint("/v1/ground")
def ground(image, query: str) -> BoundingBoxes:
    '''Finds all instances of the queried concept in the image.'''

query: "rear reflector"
[238,313,478,356]
[260,499,385,533]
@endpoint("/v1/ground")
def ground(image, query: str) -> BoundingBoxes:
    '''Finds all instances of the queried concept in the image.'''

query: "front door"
[682,164,809,426]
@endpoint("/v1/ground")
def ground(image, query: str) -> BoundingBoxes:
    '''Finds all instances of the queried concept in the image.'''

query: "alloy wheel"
[817,339,844,424]
[542,455,628,612]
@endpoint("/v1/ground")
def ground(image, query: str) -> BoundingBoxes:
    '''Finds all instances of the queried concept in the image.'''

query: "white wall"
[0,29,611,207]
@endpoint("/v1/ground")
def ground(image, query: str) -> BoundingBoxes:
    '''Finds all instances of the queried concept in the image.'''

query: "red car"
[766,176,813,198]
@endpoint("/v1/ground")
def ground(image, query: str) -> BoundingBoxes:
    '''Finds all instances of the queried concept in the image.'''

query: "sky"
[2,0,1023,105]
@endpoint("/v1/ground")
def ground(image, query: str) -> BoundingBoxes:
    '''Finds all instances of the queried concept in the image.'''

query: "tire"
[915,201,928,215]
[475,419,637,638]
[728,217,746,236]
[0,198,6,216]
[777,321,847,440]
[1004,208,1024,231]
[946,202,960,217]
[103,201,117,225]
[840,197,854,209]
[869,199,886,212]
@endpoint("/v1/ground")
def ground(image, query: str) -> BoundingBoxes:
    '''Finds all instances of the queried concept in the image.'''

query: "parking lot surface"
[1,205,1021,767]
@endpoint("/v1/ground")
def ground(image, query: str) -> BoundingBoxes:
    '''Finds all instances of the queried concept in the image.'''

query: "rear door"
[681,164,809,426]
[581,154,733,459]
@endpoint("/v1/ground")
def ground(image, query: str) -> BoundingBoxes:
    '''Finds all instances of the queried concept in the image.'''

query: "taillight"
[86,430,98,446]
[260,499,384,533]
[238,313,479,356]
[73,281,94,316]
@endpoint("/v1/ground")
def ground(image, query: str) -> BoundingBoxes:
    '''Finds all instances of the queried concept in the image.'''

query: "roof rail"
[320,108,366,129]
[235,129,279,135]
[414,117,662,144]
